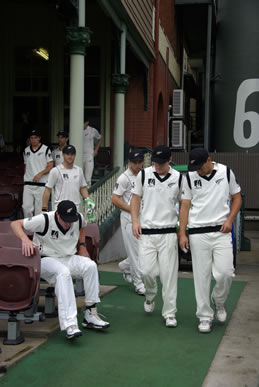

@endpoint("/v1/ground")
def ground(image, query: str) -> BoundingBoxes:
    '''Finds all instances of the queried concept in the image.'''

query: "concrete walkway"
[0,230,258,386]
[203,230,259,387]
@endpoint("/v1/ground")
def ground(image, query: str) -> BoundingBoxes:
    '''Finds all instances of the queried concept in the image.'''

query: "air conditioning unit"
[170,120,186,149]
[172,89,184,118]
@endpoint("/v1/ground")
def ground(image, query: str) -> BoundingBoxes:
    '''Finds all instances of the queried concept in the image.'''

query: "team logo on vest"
[63,174,69,180]
[38,152,43,156]
[215,178,224,185]
[56,155,60,159]
[26,152,30,156]
[148,178,155,187]
[51,230,59,239]
[115,183,119,190]
[168,182,176,188]
[194,180,202,189]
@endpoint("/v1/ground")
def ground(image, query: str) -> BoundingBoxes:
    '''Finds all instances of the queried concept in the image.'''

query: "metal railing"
[83,167,120,227]
[82,148,152,234]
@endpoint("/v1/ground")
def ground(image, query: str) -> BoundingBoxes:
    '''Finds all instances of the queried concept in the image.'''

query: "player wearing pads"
[52,131,69,166]
[112,150,146,296]
[23,130,53,217]
[131,145,181,328]
[42,145,89,211]
[11,200,110,340]
[179,148,242,333]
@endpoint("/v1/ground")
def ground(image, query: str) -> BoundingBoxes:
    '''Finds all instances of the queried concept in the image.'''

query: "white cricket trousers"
[120,214,143,288]
[189,232,234,321]
[41,255,100,330]
[23,185,45,217]
[138,233,179,319]
[83,153,94,185]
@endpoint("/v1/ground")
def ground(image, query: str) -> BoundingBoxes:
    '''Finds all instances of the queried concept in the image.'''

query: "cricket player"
[52,131,69,166]
[179,148,242,333]
[42,145,88,211]
[83,119,102,186]
[131,145,181,328]
[112,149,146,296]
[11,200,110,340]
[23,130,53,217]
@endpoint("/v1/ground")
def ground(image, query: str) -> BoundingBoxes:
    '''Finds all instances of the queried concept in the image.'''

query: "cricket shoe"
[144,299,155,313]
[118,262,132,283]
[82,308,110,330]
[211,296,227,323]
[135,284,146,296]
[198,320,212,333]
[165,317,177,328]
[66,325,82,340]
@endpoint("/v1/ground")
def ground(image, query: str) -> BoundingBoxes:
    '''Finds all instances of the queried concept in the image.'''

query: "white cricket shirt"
[46,164,87,207]
[181,162,241,227]
[113,167,136,222]
[132,165,181,229]
[83,125,101,156]
[23,144,53,184]
[24,211,86,258]
[52,147,64,166]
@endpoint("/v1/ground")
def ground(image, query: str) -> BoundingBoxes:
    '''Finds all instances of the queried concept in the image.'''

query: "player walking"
[112,150,145,295]
[179,148,242,333]
[23,130,53,217]
[131,145,181,327]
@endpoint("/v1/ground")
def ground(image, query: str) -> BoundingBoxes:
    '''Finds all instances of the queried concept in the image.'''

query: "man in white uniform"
[52,131,69,166]
[112,150,145,296]
[23,130,53,217]
[11,200,110,340]
[131,145,181,328]
[83,119,102,185]
[42,145,88,211]
[179,148,242,333]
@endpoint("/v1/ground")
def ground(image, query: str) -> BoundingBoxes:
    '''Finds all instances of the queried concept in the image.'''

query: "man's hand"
[78,245,90,258]
[132,222,142,239]
[179,233,189,252]
[22,237,38,257]
[33,173,42,182]
[220,219,233,233]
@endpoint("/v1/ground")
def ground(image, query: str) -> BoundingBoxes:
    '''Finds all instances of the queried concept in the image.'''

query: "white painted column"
[113,22,128,171]
[69,0,86,168]
[69,55,84,167]
[113,92,125,170]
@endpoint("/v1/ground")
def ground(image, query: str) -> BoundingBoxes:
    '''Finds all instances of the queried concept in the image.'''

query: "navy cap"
[29,129,40,137]
[128,150,144,162]
[188,148,209,171]
[57,200,79,222]
[57,131,69,137]
[63,145,76,154]
[151,145,171,164]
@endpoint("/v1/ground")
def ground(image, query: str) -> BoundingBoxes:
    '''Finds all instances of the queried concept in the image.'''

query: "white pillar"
[120,23,126,74]
[114,93,125,170]
[68,0,86,168]
[69,55,84,168]
[78,0,85,26]
[113,22,128,171]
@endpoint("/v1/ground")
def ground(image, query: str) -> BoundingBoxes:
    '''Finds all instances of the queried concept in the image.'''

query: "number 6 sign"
[234,79,259,148]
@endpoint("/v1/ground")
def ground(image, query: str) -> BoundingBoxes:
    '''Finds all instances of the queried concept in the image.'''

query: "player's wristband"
[42,208,48,211]
[79,242,87,247]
